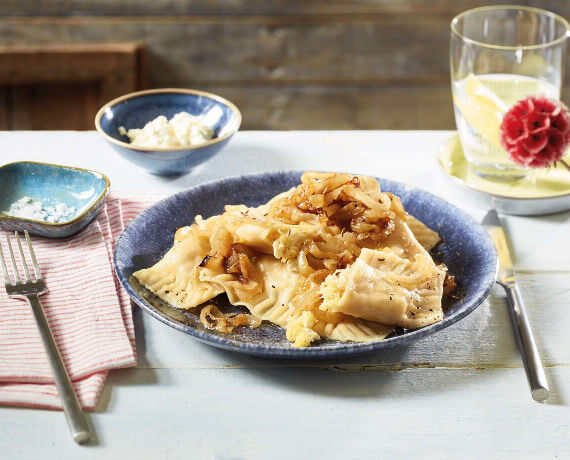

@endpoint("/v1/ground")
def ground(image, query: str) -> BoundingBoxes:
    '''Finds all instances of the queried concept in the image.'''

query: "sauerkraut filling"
[134,172,455,347]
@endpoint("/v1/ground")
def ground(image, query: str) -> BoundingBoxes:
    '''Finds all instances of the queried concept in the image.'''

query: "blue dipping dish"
[0,161,110,238]
[95,88,241,176]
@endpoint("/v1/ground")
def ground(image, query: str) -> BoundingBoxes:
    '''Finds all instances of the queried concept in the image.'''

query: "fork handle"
[26,294,91,444]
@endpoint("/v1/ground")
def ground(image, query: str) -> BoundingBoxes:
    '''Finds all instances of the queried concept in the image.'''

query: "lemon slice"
[454,74,509,148]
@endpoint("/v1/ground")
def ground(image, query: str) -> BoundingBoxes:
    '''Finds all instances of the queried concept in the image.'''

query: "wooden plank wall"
[0,0,569,130]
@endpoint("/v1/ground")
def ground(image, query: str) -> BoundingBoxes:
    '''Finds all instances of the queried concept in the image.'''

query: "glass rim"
[451,5,570,51]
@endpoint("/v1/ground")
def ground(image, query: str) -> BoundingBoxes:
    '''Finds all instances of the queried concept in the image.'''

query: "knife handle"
[504,283,549,402]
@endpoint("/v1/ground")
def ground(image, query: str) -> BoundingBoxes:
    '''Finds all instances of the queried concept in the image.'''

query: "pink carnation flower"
[499,96,570,168]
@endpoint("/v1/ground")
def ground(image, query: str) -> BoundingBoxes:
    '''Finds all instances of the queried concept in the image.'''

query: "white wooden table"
[1,131,569,459]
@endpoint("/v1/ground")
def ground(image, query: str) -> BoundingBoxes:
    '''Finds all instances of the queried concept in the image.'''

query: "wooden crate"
[0,43,146,130]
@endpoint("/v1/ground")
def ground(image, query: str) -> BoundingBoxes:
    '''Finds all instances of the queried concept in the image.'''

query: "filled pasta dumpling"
[134,172,453,347]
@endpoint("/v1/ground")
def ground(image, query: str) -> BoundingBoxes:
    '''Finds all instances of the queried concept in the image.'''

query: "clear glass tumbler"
[450,6,569,179]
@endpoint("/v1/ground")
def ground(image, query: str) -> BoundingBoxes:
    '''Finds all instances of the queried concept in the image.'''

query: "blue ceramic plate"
[114,171,498,358]
[0,161,110,238]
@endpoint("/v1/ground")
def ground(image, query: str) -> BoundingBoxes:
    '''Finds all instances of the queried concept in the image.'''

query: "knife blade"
[482,209,549,402]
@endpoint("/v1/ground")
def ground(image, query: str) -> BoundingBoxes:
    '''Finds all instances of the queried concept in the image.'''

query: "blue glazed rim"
[94,88,242,152]
[0,160,110,227]
[114,171,498,358]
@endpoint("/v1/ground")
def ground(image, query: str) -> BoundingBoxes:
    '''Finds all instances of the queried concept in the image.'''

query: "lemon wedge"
[454,74,509,148]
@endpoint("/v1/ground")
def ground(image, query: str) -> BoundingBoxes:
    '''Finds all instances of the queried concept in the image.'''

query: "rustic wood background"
[0,0,569,130]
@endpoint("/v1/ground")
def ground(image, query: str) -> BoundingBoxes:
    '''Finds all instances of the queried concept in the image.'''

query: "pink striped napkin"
[0,195,155,410]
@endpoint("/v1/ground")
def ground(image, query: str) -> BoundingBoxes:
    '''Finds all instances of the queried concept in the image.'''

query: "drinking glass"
[450,6,569,179]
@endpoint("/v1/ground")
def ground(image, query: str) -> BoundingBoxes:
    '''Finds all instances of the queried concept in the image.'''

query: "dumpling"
[320,247,445,328]
[406,215,441,251]
[134,218,224,309]
[194,252,395,345]
[133,172,451,347]
[319,215,445,328]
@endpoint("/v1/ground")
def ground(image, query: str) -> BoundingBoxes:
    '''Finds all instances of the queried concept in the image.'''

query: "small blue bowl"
[0,161,110,238]
[94,88,242,176]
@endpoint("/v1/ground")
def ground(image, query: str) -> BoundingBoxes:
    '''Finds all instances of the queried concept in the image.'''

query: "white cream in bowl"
[119,112,214,148]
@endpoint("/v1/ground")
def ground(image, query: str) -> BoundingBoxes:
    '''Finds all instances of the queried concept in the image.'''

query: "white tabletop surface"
[1,130,569,459]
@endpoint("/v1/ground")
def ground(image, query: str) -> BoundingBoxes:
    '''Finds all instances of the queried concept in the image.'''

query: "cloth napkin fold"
[0,195,155,410]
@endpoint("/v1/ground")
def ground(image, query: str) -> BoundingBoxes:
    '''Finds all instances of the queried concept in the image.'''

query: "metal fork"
[0,231,91,444]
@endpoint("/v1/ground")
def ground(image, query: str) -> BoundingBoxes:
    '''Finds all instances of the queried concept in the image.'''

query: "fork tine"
[14,232,31,281]
[25,231,42,280]
[5,234,21,283]
[0,239,11,284]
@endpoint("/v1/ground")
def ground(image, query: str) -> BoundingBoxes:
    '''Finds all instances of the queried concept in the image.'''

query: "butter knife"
[482,209,549,401]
